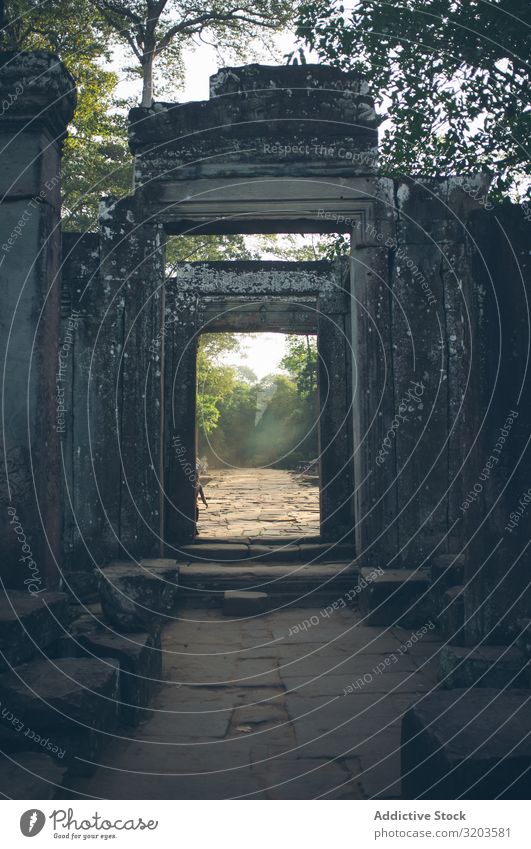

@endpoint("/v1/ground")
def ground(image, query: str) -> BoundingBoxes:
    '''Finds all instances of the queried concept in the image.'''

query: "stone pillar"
[351,177,488,570]
[318,259,354,540]
[351,180,399,566]
[0,52,76,588]
[95,197,165,560]
[60,232,102,569]
[163,286,198,546]
[463,203,531,643]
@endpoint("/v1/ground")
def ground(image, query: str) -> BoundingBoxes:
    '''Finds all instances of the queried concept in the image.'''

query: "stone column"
[463,203,531,643]
[318,259,354,540]
[350,180,399,566]
[95,197,166,561]
[163,286,198,546]
[0,52,76,588]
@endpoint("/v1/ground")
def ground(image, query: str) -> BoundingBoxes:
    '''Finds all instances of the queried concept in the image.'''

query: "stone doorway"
[196,326,321,541]
[163,261,354,550]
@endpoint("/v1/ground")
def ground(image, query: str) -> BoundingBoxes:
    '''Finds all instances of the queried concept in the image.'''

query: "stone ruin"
[0,51,530,799]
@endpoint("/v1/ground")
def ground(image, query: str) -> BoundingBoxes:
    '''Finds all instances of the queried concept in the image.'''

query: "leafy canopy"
[88,0,296,104]
[1,1,132,230]
[294,0,531,198]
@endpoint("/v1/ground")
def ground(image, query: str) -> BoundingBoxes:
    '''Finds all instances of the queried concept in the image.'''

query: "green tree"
[281,334,317,398]
[196,332,240,436]
[205,379,258,465]
[165,234,257,269]
[88,0,296,106]
[253,371,318,466]
[1,1,132,230]
[295,0,531,198]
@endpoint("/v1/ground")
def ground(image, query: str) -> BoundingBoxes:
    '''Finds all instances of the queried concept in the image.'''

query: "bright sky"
[219,333,289,381]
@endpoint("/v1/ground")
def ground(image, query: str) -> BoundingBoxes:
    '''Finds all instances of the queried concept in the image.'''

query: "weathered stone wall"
[60,233,102,569]
[463,203,531,643]
[351,178,530,638]
[128,65,379,235]
[94,197,166,561]
[351,176,494,569]
[59,201,166,567]
[0,52,75,588]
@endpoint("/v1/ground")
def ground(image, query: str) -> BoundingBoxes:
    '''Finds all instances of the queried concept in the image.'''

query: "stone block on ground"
[60,570,99,604]
[223,591,268,616]
[0,656,120,776]
[516,619,531,661]
[0,591,70,671]
[437,585,466,645]
[248,544,300,563]
[99,560,179,632]
[401,688,531,799]
[438,645,528,689]
[358,568,430,626]
[0,751,66,799]
[176,543,249,562]
[77,629,162,725]
[430,554,465,611]
[298,542,355,564]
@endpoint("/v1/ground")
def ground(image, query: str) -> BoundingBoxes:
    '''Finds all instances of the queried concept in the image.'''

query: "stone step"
[59,569,99,604]
[0,590,70,671]
[177,561,358,607]
[430,553,465,589]
[357,568,431,627]
[401,688,531,799]
[174,541,355,564]
[437,585,466,645]
[429,553,465,610]
[223,591,268,616]
[74,625,163,726]
[0,656,120,777]
[438,645,528,689]
[0,751,66,799]
[99,560,179,632]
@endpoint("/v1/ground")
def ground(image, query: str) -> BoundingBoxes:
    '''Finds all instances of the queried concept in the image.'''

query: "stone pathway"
[69,606,441,800]
[198,468,320,539]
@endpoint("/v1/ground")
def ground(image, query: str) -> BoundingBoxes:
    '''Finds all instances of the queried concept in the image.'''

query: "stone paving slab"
[198,468,320,539]
[250,744,364,799]
[68,606,442,800]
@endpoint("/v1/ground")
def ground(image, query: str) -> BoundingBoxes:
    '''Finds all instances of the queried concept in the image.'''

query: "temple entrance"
[162,260,354,549]
[195,330,321,540]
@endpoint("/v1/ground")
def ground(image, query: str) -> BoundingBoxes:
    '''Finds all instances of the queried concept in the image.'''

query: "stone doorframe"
[162,259,354,547]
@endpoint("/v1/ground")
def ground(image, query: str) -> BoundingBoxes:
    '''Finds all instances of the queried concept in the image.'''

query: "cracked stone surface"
[68,606,442,800]
[197,468,320,539]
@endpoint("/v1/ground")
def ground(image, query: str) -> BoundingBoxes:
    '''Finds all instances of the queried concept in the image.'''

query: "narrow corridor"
[69,605,441,799]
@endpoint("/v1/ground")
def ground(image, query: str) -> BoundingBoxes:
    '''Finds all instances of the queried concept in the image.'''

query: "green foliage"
[166,234,257,269]
[197,334,320,468]
[61,70,132,231]
[2,1,133,230]
[253,372,318,466]
[252,233,349,260]
[204,380,258,465]
[280,335,317,398]
[295,0,531,198]
[88,0,296,104]
[196,332,240,435]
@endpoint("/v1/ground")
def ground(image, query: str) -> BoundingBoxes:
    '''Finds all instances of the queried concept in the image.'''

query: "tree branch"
[155,8,279,54]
